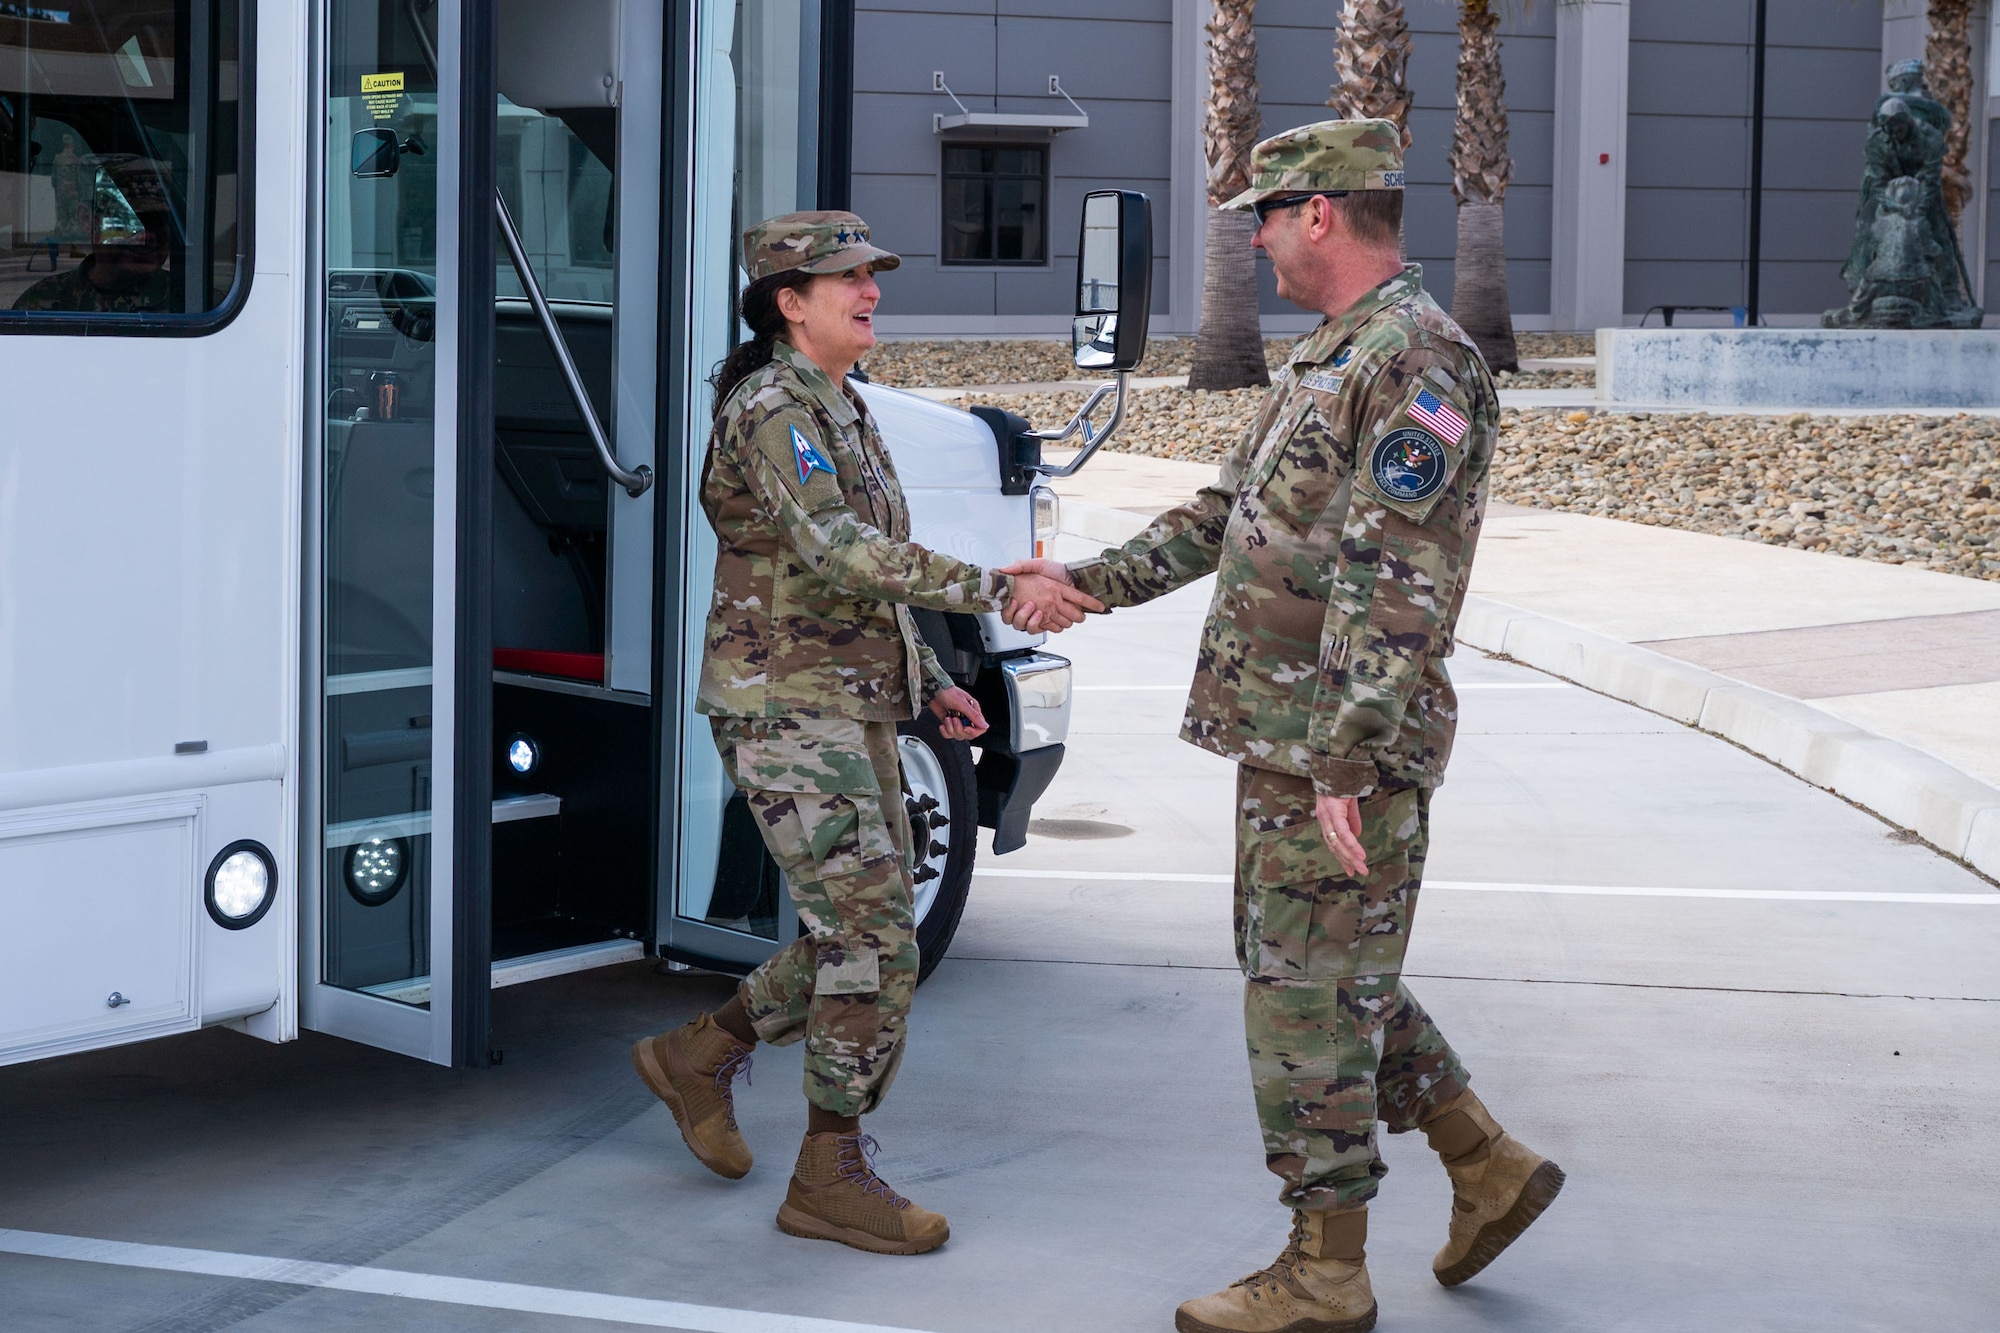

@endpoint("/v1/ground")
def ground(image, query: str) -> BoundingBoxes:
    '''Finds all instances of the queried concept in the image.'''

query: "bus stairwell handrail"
[404,0,651,498]
[495,194,653,497]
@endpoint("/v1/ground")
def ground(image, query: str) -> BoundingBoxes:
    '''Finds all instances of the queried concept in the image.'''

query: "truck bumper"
[976,652,1071,854]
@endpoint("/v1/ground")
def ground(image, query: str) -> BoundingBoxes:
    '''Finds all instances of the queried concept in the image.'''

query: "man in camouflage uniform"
[633,210,1096,1256]
[1007,122,1565,1331]
[12,156,175,314]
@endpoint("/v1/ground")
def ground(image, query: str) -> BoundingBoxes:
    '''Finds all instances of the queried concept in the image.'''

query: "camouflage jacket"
[1069,268,1496,797]
[698,341,1010,721]
[10,258,173,313]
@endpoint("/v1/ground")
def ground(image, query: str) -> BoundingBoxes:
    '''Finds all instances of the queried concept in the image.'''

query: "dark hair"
[1332,190,1403,248]
[710,270,815,418]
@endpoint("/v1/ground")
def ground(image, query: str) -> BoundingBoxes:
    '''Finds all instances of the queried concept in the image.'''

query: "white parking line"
[972,868,2000,904]
[0,1229,938,1333]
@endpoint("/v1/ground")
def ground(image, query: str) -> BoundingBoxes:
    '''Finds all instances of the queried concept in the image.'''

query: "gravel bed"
[869,332,1595,389]
[1494,409,2000,581]
[866,336,1291,388]
[980,386,2000,582]
[1494,367,1592,389]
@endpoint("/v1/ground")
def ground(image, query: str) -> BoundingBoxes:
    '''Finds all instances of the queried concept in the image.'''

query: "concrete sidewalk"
[1051,450,2000,880]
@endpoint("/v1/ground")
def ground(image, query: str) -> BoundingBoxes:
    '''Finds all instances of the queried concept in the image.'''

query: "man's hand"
[998,560,1104,633]
[928,685,989,740]
[1314,793,1368,879]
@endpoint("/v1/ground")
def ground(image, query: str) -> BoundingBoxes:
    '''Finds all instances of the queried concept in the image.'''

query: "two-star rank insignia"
[791,424,836,483]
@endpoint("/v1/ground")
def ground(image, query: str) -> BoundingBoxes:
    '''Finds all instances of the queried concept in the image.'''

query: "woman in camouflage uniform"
[631,210,1095,1255]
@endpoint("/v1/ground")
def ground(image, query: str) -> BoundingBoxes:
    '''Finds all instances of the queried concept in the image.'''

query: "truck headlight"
[1032,485,1060,559]
[205,840,277,929]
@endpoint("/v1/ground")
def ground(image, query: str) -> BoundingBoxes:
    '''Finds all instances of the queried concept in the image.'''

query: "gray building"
[849,0,2000,336]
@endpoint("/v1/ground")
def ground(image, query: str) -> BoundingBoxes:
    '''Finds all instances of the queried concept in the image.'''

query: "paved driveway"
[4,555,1996,1332]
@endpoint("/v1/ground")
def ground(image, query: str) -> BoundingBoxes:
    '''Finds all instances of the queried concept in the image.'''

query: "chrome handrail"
[495,194,653,496]
[404,0,651,497]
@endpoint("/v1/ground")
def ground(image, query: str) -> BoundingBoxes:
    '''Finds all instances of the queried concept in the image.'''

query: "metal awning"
[931,72,1089,135]
[934,111,1090,134]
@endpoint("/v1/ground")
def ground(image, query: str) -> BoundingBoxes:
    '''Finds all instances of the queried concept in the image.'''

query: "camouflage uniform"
[1069,121,1495,1211]
[701,211,1012,1116]
[10,257,173,313]
[11,156,176,315]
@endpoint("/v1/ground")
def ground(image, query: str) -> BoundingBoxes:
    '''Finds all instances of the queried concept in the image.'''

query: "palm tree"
[1328,0,1413,149]
[1926,0,1975,226]
[1447,0,1518,371]
[1189,0,1270,391]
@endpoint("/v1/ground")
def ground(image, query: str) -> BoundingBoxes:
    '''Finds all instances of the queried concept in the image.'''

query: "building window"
[941,144,1046,266]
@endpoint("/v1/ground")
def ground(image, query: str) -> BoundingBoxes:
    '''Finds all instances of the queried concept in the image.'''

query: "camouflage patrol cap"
[1220,119,1405,212]
[741,210,901,282]
[96,154,173,216]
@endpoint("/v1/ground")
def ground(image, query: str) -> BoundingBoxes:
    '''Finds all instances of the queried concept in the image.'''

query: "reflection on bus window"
[496,98,614,304]
[0,0,246,320]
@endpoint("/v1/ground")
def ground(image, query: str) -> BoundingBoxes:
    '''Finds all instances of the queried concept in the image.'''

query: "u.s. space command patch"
[790,423,835,483]
[1369,427,1450,503]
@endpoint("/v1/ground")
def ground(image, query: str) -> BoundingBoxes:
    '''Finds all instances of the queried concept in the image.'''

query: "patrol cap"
[1220,119,1406,212]
[741,210,901,282]
[96,154,173,217]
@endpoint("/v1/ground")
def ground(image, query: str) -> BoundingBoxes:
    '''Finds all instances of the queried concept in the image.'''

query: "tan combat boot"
[1175,1209,1376,1333]
[774,1131,950,1255]
[1423,1088,1565,1287]
[631,1013,755,1179]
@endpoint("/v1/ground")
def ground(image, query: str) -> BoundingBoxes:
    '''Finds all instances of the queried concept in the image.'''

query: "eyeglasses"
[1250,192,1348,226]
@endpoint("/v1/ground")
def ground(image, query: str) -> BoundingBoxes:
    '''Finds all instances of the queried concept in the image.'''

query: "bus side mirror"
[353,127,402,178]
[1072,189,1152,374]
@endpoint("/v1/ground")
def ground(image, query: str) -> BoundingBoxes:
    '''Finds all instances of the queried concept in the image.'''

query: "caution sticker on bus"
[361,71,404,119]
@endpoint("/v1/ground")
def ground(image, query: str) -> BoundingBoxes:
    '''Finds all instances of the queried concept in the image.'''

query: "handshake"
[997,559,1104,633]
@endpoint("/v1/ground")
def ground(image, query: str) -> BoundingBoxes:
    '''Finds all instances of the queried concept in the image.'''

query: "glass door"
[302,0,470,1062]
[661,0,825,968]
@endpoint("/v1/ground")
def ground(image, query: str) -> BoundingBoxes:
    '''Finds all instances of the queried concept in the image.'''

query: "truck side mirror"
[352,128,424,179]
[1072,190,1152,373]
[352,127,402,178]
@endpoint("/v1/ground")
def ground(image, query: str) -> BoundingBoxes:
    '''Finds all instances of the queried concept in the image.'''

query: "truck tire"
[896,710,978,983]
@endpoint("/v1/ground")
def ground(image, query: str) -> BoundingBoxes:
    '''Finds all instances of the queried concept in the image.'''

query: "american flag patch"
[1406,387,1469,446]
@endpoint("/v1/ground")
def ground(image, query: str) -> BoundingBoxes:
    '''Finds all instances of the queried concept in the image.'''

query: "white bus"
[0,0,1150,1069]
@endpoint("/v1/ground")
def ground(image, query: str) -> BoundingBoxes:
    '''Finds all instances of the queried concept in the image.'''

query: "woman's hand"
[929,686,989,740]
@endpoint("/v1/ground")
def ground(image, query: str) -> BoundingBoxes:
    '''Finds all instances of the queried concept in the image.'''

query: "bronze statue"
[1825,64,1982,329]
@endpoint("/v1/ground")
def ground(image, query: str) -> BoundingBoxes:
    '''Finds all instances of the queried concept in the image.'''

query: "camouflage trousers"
[1235,765,1470,1211]
[713,716,917,1118]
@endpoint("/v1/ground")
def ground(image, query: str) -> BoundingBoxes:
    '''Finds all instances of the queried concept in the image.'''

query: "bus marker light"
[344,838,408,907]
[507,735,539,775]
[205,842,276,929]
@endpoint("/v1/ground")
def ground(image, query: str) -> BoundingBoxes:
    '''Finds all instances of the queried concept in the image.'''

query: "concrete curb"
[1059,499,2000,881]
[1458,594,2000,881]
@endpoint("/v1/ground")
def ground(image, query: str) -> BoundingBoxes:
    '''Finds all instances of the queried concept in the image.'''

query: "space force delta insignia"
[790,424,836,483]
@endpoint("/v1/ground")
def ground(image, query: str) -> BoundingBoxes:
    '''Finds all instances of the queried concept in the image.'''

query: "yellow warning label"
[362,71,407,120]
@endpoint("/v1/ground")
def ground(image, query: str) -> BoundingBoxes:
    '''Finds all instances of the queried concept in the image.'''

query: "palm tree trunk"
[1190,0,1270,391]
[1926,0,1975,226]
[1453,200,1516,371]
[1328,0,1412,150]
[1449,0,1517,371]
[1192,209,1268,389]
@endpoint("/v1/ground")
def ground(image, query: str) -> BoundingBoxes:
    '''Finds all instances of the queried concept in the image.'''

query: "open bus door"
[304,0,668,1066]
